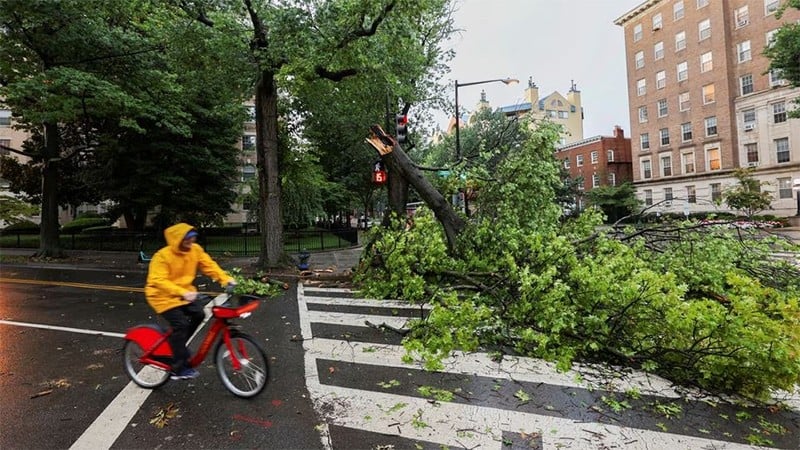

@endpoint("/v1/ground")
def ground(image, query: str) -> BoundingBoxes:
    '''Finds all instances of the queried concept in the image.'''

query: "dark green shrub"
[61,217,110,233]
[81,225,117,234]
[1,220,39,234]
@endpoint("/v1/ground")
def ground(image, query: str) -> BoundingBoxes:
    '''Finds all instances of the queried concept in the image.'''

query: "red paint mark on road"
[271,399,282,407]
[233,414,274,428]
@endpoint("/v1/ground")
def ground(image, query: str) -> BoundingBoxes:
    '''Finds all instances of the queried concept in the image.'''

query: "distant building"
[615,0,800,216]
[556,126,633,210]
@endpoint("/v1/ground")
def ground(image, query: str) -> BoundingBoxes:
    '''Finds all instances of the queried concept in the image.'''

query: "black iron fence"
[0,228,359,257]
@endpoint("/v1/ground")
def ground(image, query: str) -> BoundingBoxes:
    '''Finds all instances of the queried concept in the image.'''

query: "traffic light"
[395,114,408,144]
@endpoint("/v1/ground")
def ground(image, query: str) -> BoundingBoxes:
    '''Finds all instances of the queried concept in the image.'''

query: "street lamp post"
[454,78,519,161]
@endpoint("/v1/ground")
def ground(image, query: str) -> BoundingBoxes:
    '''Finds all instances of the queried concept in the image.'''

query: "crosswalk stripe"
[305,295,429,309]
[299,284,800,449]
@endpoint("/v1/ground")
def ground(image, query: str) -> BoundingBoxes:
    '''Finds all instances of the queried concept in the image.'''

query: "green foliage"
[722,168,773,219]
[764,1,800,117]
[0,196,38,225]
[584,182,641,223]
[1,219,39,233]
[61,217,110,233]
[356,121,800,401]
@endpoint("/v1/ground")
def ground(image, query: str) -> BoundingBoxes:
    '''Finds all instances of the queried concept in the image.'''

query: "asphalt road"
[0,263,323,450]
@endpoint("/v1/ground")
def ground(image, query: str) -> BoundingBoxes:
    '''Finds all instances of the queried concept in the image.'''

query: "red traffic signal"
[395,114,408,144]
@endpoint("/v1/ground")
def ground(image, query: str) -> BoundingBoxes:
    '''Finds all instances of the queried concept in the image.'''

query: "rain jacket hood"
[144,223,234,314]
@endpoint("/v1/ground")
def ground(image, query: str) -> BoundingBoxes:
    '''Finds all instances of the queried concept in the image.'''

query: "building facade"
[556,126,634,209]
[615,0,800,216]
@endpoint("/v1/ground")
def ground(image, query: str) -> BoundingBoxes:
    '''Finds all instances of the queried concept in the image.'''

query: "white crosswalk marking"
[298,283,800,450]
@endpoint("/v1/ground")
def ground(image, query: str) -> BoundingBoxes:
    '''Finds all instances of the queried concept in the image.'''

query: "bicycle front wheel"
[215,332,269,398]
[122,340,170,389]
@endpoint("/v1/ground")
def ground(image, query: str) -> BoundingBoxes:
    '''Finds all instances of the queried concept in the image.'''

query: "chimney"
[613,125,624,138]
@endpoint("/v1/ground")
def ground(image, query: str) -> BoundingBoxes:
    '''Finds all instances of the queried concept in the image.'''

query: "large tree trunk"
[36,121,64,258]
[384,156,409,221]
[383,144,465,253]
[255,70,285,268]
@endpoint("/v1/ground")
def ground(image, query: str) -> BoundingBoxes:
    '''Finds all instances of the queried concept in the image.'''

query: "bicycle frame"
[125,297,261,371]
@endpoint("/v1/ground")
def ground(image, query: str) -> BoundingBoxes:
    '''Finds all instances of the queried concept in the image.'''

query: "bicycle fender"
[125,324,172,356]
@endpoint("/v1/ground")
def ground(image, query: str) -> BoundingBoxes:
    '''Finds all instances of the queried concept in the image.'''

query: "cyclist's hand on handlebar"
[182,291,199,302]
[225,280,237,294]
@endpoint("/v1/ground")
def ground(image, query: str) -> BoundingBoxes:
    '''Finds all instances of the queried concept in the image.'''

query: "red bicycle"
[122,292,269,398]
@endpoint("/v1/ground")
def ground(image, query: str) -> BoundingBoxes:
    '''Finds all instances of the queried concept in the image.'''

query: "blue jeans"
[161,302,205,372]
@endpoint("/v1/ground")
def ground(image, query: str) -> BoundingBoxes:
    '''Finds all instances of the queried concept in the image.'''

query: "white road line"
[0,320,125,338]
[69,294,224,450]
[307,309,412,330]
[305,295,428,309]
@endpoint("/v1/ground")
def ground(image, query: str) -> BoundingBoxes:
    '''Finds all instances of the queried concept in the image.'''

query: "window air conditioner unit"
[747,162,759,167]
[653,24,662,31]
[737,19,749,27]
[744,123,755,131]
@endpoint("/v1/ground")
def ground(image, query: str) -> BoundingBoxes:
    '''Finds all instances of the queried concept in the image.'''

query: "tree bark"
[255,70,285,267]
[384,155,409,221]
[36,121,64,258]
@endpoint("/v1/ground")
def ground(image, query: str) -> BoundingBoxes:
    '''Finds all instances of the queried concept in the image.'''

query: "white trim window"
[766,29,778,47]
[743,109,756,128]
[660,128,670,146]
[740,74,753,95]
[633,23,643,42]
[590,151,599,164]
[664,187,673,201]
[766,0,779,16]
[653,13,663,30]
[775,137,790,163]
[675,31,686,51]
[608,173,617,186]
[697,0,709,8]
[641,159,652,179]
[563,158,570,169]
[661,155,673,177]
[635,51,645,69]
[657,98,668,117]
[637,78,647,96]
[737,41,751,63]
[700,51,713,73]
[682,151,695,174]
[679,92,690,111]
[576,154,584,167]
[699,19,711,41]
[644,189,653,206]
[778,178,793,199]
[654,41,664,60]
[607,150,615,162]
[745,143,759,165]
[705,116,718,136]
[681,122,693,141]
[639,105,649,123]
[641,133,650,150]
[677,61,688,81]
[592,173,600,188]
[706,147,721,171]
[656,70,666,89]
[687,185,697,203]
[702,83,715,104]
[735,6,749,28]
[674,1,685,20]
[773,102,787,123]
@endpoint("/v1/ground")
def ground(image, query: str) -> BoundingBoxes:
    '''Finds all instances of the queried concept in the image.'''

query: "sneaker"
[170,367,200,380]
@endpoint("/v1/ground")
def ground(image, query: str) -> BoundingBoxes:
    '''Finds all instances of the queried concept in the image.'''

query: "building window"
[564,158,570,169]
[737,41,751,63]
[775,137,790,163]
[639,106,649,123]
[711,183,721,202]
[773,102,787,123]
[641,133,650,150]
[607,150,615,162]
[674,1,685,20]
[745,143,759,165]
[697,0,709,8]
[635,51,645,69]
[242,164,257,180]
[592,173,600,188]
[642,159,652,179]
[769,69,786,87]
[677,61,688,81]
[242,134,256,151]
[687,185,697,203]
[679,92,690,111]
[735,6,749,28]
[661,155,672,176]
[665,187,674,201]
[246,106,256,122]
[778,178,793,199]
[590,151,599,164]
[705,116,718,136]
[0,138,10,155]
[699,19,711,41]
[740,74,753,95]
[682,152,695,173]
[675,31,686,51]
[656,70,666,89]
[681,122,693,141]
[608,173,617,186]
[634,23,643,42]
[653,13,663,30]
[637,78,647,96]
[0,110,10,127]
[658,98,668,117]
[702,83,715,104]
[576,154,584,167]
[707,147,721,171]
[644,189,653,206]
[700,51,713,73]
[660,128,670,146]
[654,41,664,60]
[743,109,756,129]
[558,111,569,119]
[766,0,779,15]
[766,29,779,47]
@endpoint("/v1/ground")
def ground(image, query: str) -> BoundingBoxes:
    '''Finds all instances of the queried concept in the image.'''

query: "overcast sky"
[438,0,644,138]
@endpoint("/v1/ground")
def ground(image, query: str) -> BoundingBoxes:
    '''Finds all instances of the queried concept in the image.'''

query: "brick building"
[556,126,634,210]
[615,0,800,216]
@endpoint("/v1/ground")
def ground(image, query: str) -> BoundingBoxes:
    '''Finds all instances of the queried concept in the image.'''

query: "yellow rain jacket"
[144,222,234,314]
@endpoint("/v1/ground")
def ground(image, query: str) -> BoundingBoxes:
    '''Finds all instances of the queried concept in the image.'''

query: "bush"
[61,217,110,233]
[81,225,117,234]
[1,220,39,234]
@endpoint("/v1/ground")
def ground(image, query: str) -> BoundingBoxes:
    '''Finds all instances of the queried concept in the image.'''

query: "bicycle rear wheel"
[122,340,170,389]
[215,332,268,398]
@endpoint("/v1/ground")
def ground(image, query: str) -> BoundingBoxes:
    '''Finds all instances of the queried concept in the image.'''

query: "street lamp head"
[501,78,519,85]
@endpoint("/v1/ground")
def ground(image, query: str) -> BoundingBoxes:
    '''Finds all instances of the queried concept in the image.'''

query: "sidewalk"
[0,246,364,280]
